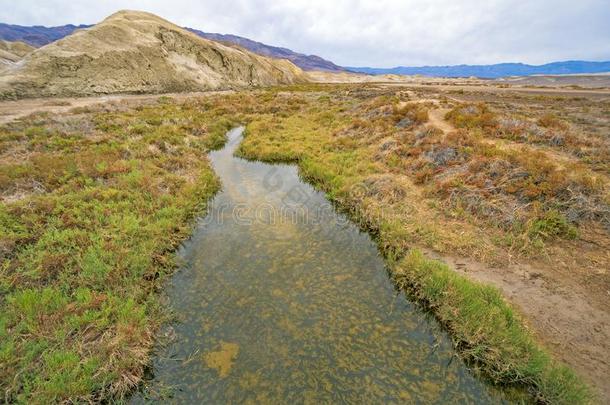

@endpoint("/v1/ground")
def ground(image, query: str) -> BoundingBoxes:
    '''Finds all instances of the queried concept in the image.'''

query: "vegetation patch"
[1,85,605,403]
[0,97,236,402]
[393,250,588,404]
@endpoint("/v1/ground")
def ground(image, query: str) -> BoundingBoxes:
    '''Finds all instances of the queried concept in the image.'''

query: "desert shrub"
[393,102,429,127]
[24,126,49,139]
[446,103,497,129]
[527,209,578,241]
[157,96,175,105]
[537,113,568,129]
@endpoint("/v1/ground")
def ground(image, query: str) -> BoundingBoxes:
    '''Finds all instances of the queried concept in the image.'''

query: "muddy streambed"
[133,127,512,403]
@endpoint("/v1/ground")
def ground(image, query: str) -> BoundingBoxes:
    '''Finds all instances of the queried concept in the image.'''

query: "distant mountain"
[347,61,610,79]
[186,28,345,72]
[0,21,344,72]
[0,11,306,99]
[4,20,605,78]
[0,23,91,47]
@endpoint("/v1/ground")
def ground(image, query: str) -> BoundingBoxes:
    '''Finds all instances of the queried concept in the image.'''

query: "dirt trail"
[428,250,610,403]
[398,99,454,134]
[428,107,453,134]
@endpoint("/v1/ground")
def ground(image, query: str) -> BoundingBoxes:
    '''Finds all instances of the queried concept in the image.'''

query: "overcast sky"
[1,0,609,67]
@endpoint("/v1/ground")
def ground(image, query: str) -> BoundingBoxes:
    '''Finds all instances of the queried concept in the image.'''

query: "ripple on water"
[132,128,514,404]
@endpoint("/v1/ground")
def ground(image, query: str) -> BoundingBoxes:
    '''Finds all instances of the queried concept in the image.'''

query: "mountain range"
[0,23,91,47]
[347,61,610,79]
[185,28,345,72]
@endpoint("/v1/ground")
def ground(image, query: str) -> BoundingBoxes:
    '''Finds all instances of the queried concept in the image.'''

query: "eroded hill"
[0,10,307,98]
[0,40,34,68]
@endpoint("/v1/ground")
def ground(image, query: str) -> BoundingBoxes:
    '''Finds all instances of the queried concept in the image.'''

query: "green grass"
[0,98,236,402]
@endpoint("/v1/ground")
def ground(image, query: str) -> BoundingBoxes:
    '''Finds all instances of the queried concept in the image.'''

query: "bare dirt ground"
[0,91,232,124]
[499,73,610,89]
[1,83,608,402]
[430,240,610,403]
[309,70,610,96]
[0,95,124,124]
[400,82,610,100]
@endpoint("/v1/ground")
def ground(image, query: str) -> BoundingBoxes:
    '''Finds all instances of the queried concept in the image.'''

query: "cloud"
[1,0,609,66]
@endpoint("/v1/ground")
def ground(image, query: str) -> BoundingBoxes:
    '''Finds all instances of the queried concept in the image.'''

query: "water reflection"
[133,127,510,404]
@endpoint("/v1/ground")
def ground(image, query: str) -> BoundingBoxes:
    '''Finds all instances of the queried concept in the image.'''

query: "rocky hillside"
[0,10,307,99]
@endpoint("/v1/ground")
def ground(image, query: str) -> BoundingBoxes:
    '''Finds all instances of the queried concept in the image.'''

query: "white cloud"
[1,0,609,66]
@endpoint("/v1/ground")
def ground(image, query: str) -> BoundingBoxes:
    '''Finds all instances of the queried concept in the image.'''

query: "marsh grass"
[0,85,600,403]
[0,98,236,402]
[236,86,594,404]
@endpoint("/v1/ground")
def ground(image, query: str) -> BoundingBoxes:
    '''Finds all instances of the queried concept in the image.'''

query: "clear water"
[133,127,510,404]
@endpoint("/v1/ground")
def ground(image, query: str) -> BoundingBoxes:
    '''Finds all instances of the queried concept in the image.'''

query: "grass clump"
[527,209,578,241]
[393,102,429,126]
[537,113,568,129]
[445,103,498,130]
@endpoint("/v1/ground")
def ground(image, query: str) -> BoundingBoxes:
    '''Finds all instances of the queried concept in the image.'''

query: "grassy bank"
[392,251,586,404]
[0,98,236,402]
[235,86,595,403]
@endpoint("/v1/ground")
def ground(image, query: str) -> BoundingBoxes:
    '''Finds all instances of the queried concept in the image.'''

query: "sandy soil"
[0,91,231,125]
[499,73,610,88]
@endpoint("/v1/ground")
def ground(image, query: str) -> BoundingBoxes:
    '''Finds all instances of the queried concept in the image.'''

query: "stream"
[133,127,510,403]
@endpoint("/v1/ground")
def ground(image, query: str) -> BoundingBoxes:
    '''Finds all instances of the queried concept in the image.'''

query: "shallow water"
[134,127,510,403]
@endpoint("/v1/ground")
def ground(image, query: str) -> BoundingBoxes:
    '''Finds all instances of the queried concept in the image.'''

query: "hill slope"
[348,61,610,78]
[0,10,307,98]
[0,22,344,72]
[0,40,35,68]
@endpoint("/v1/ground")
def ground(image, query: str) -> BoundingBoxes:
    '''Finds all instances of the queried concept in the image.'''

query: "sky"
[1,0,609,67]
